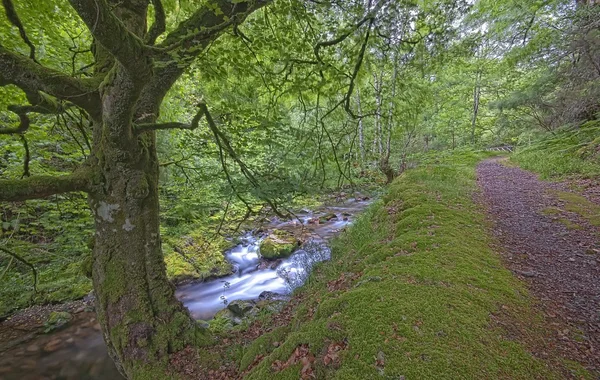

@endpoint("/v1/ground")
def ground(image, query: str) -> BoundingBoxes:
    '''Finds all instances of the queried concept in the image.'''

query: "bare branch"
[19,134,30,178]
[0,44,101,117]
[0,247,37,295]
[0,168,95,202]
[201,102,287,218]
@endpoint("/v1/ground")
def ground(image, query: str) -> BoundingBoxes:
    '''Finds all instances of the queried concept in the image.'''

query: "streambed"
[0,198,370,379]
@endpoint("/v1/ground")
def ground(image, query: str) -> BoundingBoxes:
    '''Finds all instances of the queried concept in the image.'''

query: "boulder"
[227,300,255,316]
[258,291,287,301]
[44,311,72,333]
[259,230,299,260]
[214,308,242,325]
[318,213,338,224]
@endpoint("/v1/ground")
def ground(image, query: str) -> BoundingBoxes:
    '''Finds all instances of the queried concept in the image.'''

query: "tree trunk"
[356,89,365,165]
[470,70,481,144]
[374,71,384,155]
[89,125,202,378]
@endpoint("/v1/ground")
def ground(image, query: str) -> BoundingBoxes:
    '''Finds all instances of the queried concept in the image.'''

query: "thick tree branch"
[0,44,101,118]
[67,0,152,79]
[0,105,30,135]
[147,0,166,45]
[134,105,205,134]
[0,168,95,202]
[136,0,270,115]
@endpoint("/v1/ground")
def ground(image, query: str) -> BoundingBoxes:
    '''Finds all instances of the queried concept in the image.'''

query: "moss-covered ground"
[232,150,572,379]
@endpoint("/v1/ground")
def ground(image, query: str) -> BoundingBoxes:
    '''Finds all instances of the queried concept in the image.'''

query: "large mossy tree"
[0,0,270,377]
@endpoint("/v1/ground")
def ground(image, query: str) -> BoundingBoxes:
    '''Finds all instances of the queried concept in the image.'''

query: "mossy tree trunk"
[88,119,200,376]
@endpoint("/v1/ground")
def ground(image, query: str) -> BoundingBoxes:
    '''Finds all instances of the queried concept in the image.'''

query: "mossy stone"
[259,230,298,260]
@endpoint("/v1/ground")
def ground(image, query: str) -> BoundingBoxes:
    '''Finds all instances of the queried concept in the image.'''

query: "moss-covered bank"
[236,151,576,379]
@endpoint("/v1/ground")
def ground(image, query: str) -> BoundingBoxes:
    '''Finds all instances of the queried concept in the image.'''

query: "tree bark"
[88,125,202,378]
[470,69,481,144]
[356,89,365,165]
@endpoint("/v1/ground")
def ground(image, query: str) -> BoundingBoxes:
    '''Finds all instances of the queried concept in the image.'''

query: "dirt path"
[477,158,600,375]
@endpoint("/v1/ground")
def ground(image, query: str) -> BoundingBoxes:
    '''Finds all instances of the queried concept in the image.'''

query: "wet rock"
[259,230,299,260]
[227,300,255,316]
[25,344,40,352]
[214,309,242,325]
[43,338,63,352]
[319,213,338,224]
[258,291,286,301]
[44,311,72,333]
[257,259,282,270]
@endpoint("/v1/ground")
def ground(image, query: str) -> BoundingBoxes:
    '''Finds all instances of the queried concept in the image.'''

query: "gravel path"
[477,158,600,374]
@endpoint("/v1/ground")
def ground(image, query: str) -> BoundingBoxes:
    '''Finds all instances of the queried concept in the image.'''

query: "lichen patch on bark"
[97,202,120,222]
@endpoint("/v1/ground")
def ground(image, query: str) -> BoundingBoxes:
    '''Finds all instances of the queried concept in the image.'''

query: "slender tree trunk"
[356,89,365,166]
[374,71,384,155]
[470,70,481,144]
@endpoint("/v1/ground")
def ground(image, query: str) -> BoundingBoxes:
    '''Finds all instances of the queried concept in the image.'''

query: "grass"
[237,150,572,379]
[550,191,600,227]
[540,207,585,230]
[512,121,600,180]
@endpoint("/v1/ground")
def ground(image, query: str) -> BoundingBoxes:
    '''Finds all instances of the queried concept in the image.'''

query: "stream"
[0,198,370,380]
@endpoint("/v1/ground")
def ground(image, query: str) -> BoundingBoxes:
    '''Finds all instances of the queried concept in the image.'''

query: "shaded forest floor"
[477,158,600,375]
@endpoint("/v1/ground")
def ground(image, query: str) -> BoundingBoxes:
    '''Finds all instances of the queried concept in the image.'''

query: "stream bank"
[0,197,370,380]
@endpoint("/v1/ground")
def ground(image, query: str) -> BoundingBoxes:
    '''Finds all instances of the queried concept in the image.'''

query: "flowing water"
[0,198,370,379]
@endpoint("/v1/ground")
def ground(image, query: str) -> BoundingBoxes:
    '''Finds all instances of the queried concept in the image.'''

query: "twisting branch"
[0,44,101,117]
[0,246,37,295]
[200,102,287,218]
[0,167,95,202]
[0,95,73,135]
[313,0,387,64]
[134,105,205,134]
[147,0,166,45]
[0,105,30,135]
[1,0,37,62]
[344,18,374,118]
[67,0,152,79]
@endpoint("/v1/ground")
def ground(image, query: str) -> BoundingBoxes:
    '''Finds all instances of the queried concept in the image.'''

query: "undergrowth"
[239,150,572,379]
[512,121,600,179]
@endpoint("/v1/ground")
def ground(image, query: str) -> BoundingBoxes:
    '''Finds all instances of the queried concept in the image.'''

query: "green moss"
[259,230,298,260]
[541,207,585,230]
[241,151,577,379]
[44,311,72,333]
[162,227,234,282]
[551,190,600,227]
